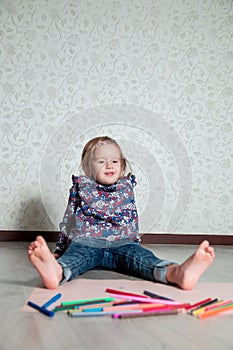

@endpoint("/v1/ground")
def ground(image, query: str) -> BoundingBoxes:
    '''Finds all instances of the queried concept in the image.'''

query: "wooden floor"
[0,241,232,350]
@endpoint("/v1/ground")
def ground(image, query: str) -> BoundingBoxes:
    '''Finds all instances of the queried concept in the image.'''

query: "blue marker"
[42,293,62,309]
[27,293,62,317]
[28,301,55,317]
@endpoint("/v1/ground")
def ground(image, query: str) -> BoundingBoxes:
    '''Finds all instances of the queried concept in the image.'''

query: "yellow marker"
[192,300,223,316]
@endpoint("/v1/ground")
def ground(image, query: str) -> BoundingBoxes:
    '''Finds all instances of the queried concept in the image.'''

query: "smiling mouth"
[105,172,115,176]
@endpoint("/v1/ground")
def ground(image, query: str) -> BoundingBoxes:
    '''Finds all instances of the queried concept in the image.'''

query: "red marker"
[105,288,148,299]
[185,298,212,311]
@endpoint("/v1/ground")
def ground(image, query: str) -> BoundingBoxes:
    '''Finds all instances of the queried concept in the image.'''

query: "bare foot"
[28,236,63,289]
[166,240,215,290]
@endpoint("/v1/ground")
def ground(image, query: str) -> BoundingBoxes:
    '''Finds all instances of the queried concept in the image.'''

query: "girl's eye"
[96,158,120,164]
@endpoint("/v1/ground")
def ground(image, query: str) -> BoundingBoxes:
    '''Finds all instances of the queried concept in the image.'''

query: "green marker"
[61,297,115,306]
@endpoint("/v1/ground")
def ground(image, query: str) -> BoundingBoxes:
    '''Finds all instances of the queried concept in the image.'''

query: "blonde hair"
[81,136,127,177]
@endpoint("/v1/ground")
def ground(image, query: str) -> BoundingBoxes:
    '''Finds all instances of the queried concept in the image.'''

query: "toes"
[28,236,46,251]
[36,235,46,245]
[200,240,209,249]
[28,242,36,251]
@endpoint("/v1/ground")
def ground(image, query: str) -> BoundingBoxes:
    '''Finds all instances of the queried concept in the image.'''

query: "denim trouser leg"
[105,243,175,284]
[57,242,104,283]
[57,241,176,284]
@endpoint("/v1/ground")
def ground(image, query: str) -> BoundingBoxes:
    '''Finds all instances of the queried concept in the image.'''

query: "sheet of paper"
[22,279,233,314]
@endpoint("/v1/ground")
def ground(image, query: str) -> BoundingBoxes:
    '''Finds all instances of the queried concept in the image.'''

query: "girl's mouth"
[105,172,114,176]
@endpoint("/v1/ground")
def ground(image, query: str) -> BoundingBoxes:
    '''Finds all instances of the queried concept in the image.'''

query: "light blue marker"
[82,307,103,312]
[69,311,114,317]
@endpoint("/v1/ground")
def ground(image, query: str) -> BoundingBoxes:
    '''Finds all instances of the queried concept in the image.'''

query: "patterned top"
[54,174,140,255]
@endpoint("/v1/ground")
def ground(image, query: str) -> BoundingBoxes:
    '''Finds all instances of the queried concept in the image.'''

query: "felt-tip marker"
[189,298,218,315]
[143,290,174,301]
[27,301,55,317]
[42,293,62,308]
[109,293,181,305]
[112,309,179,319]
[61,297,114,306]
[27,293,62,317]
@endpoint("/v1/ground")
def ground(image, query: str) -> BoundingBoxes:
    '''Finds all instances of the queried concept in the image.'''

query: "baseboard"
[0,230,58,242]
[0,230,233,245]
[141,233,233,245]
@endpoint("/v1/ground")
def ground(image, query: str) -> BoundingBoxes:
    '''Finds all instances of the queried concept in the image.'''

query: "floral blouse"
[54,174,140,255]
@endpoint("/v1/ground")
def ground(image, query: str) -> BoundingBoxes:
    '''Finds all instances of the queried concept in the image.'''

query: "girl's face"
[89,143,123,185]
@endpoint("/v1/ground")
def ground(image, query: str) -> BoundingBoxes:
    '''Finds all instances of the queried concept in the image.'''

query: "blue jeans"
[57,241,175,285]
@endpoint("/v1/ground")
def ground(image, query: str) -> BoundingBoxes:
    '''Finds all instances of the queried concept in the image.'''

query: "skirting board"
[0,231,233,245]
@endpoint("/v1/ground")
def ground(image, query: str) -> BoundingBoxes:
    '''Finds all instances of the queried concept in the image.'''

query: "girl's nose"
[106,160,113,168]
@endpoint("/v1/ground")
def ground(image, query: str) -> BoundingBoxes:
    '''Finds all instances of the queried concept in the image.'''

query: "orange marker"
[198,301,233,319]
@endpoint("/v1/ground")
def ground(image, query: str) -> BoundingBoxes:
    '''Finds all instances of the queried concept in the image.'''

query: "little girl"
[28,136,215,290]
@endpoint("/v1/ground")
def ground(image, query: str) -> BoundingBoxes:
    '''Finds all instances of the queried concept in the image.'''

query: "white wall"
[0,0,232,235]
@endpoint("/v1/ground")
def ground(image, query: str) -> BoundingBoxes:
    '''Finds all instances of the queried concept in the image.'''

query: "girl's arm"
[53,183,78,257]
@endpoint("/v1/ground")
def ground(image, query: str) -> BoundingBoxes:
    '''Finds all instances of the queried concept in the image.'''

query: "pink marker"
[109,293,182,305]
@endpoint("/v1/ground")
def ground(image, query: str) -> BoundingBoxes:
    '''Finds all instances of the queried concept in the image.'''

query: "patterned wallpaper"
[0,0,232,235]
